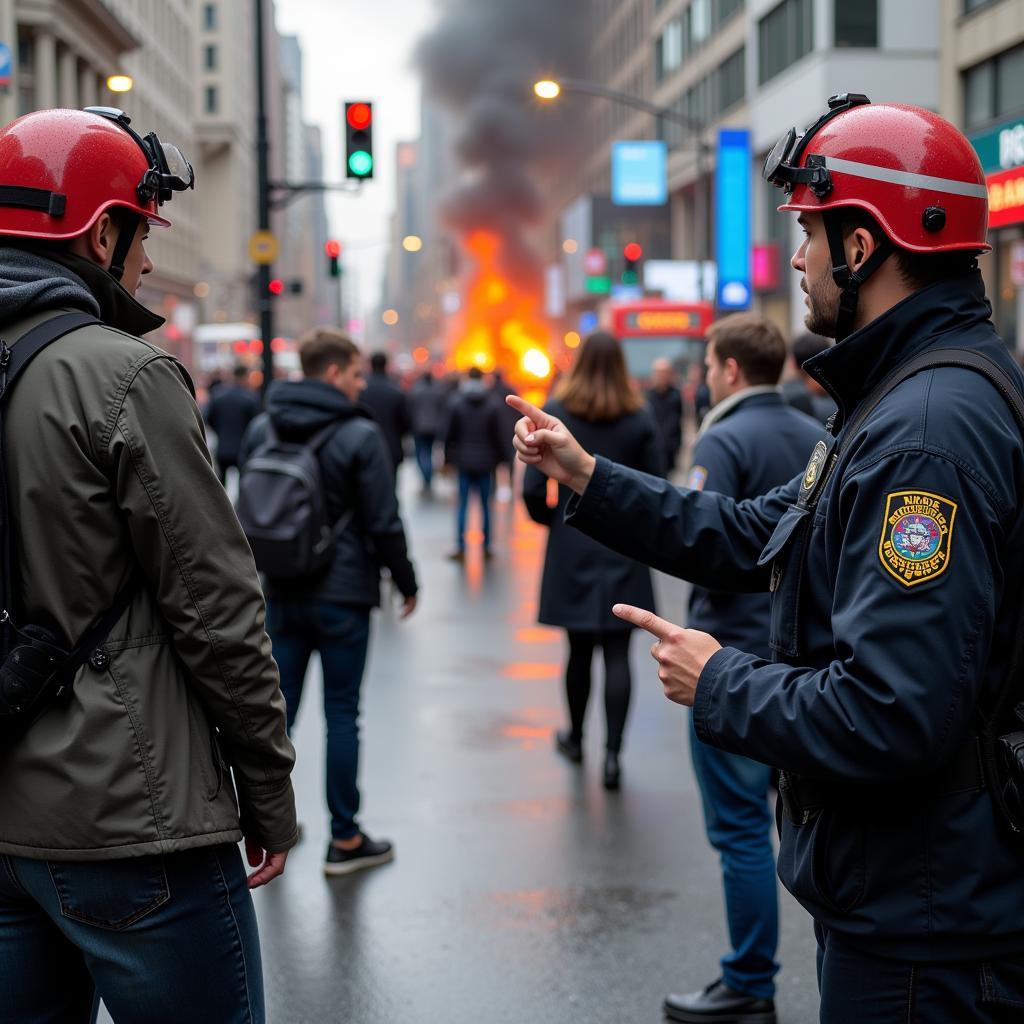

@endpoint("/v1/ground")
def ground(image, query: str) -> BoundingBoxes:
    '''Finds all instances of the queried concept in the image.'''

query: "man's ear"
[847,226,876,273]
[70,213,114,267]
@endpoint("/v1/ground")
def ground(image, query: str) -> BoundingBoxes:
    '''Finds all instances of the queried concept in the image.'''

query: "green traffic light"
[348,150,373,177]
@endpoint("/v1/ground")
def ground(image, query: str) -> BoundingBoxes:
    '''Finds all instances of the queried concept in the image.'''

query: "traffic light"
[325,239,342,278]
[345,102,374,180]
[622,242,642,285]
[268,277,285,296]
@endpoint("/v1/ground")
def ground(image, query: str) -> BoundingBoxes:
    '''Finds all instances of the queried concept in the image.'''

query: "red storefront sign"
[610,301,714,338]
[987,165,1024,229]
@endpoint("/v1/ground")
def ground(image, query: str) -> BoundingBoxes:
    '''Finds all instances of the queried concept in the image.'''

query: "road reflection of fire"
[450,231,554,405]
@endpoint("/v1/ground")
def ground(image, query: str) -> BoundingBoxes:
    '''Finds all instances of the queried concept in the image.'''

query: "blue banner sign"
[612,141,668,206]
[0,43,11,87]
[715,128,752,310]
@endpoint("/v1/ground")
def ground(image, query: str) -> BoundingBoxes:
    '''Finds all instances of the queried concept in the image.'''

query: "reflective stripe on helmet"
[823,156,988,199]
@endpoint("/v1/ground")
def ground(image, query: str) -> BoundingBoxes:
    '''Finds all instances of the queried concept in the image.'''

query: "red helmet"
[764,94,989,253]
[0,107,194,241]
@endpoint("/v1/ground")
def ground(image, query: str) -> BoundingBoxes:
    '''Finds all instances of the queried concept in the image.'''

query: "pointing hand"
[505,394,596,493]
[612,604,721,707]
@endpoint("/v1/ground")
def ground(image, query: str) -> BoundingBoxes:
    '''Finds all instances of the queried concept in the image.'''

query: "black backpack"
[236,420,352,579]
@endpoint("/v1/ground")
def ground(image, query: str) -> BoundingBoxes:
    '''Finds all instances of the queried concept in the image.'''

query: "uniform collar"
[697,385,781,437]
[802,271,993,428]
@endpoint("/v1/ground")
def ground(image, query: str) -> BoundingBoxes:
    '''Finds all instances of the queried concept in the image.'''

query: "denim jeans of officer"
[456,470,492,551]
[0,843,263,1024]
[267,599,371,842]
[413,434,435,488]
[689,713,779,999]
[815,922,1024,1023]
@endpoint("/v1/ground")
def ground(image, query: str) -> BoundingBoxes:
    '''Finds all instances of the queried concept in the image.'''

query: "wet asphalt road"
[243,466,821,1024]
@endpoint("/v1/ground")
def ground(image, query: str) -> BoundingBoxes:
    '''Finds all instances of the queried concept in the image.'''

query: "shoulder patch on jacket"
[687,466,708,491]
[878,490,957,588]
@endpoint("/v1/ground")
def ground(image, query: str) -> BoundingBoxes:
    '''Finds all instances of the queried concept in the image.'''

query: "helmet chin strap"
[823,211,893,341]
[108,213,141,283]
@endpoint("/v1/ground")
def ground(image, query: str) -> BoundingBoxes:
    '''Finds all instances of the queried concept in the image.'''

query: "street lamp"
[533,77,712,302]
[106,75,133,93]
[402,235,423,253]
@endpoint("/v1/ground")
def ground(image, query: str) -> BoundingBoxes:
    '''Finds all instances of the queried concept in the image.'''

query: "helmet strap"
[108,212,141,283]
[824,211,893,341]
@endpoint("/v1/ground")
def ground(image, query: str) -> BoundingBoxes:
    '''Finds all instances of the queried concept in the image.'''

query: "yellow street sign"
[248,230,279,265]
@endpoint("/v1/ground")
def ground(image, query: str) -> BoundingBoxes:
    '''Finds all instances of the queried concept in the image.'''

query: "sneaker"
[323,833,394,877]
[664,979,776,1023]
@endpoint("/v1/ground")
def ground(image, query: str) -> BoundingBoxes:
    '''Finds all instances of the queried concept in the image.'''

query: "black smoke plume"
[416,0,588,288]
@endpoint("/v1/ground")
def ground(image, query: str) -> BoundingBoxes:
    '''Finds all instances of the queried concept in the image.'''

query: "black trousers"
[816,922,1024,1023]
[564,630,632,753]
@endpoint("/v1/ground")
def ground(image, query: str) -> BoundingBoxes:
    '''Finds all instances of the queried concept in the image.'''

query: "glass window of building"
[996,45,1024,119]
[715,0,745,29]
[716,46,746,115]
[657,18,684,81]
[758,0,814,86]
[204,45,218,71]
[835,0,877,48]
[205,85,218,114]
[691,0,711,46]
[964,60,995,130]
[964,0,997,12]
[962,44,1024,131]
[203,3,217,30]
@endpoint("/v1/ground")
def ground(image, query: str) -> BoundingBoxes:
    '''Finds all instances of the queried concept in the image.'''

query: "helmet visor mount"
[762,93,871,198]
[84,106,194,208]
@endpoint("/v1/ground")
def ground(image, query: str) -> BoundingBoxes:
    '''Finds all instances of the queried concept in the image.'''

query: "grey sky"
[275,0,438,320]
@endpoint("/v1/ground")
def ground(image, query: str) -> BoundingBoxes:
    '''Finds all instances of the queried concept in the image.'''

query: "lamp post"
[534,77,712,302]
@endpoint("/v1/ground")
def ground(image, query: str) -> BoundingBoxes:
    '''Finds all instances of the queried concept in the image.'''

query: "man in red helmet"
[509,94,1024,1023]
[0,108,296,1022]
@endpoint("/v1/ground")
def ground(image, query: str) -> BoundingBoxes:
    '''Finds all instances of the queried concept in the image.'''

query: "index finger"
[506,394,548,426]
[612,604,677,640]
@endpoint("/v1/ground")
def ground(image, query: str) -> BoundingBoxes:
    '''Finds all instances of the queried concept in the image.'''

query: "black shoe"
[603,751,621,790]
[664,980,776,1024]
[555,728,583,764]
[324,833,394,877]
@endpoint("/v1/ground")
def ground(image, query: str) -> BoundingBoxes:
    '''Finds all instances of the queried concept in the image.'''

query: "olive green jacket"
[0,259,297,861]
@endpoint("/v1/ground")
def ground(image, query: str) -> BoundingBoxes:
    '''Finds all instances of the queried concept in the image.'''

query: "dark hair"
[467,366,483,380]
[370,351,388,372]
[705,313,787,386]
[791,332,832,367]
[232,363,249,381]
[837,208,977,292]
[555,330,642,421]
[298,327,359,377]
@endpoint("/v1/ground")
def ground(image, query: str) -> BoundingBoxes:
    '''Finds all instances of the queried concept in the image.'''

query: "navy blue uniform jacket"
[566,273,1024,960]
[687,392,824,658]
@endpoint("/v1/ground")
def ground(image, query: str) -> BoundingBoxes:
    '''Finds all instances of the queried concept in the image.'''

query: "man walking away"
[241,328,418,876]
[205,362,261,485]
[0,107,296,1024]
[408,369,446,493]
[646,357,684,478]
[781,332,836,425]
[361,350,411,486]
[666,313,823,1023]
[443,366,506,560]
[490,368,521,498]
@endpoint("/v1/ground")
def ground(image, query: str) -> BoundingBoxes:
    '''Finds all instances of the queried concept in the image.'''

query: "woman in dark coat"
[523,331,664,789]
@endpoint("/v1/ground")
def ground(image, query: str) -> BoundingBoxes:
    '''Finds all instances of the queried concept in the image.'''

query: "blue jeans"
[267,599,371,841]
[815,922,1024,1022]
[0,843,263,1023]
[413,434,435,488]
[456,470,492,551]
[689,713,779,999]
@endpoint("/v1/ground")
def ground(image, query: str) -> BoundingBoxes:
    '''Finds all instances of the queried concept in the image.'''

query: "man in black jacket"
[442,366,506,560]
[646,358,683,477]
[361,350,410,485]
[205,363,260,484]
[241,328,418,875]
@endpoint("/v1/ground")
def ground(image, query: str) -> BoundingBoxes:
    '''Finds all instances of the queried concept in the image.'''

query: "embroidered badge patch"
[687,466,708,492]
[878,490,957,588]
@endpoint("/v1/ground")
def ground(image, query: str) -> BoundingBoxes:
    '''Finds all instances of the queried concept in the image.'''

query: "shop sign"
[986,165,1024,230]
[611,300,714,338]
[971,119,1024,229]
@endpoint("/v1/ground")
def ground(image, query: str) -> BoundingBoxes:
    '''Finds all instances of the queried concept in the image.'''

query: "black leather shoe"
[664,979,776,1023]
[603,751,620,790]
[555,729,582,763]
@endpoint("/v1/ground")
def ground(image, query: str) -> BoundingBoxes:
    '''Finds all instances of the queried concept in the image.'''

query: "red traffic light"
[346,103,372,130]
[623,242,643,263]
[268,278,285,296]
[325,239,342,259]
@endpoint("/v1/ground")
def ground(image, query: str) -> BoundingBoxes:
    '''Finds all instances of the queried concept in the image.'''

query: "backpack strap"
[0,311,100,399]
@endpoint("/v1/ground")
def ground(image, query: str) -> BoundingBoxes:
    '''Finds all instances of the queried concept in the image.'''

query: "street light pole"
[536,78,713,303]
[254,0,274,391]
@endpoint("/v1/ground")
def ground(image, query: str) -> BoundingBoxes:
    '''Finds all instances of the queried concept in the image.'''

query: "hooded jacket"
[0,246,297,860]
[240,379,417,604]
[442,379,506,474]
[566,272,1024,960]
